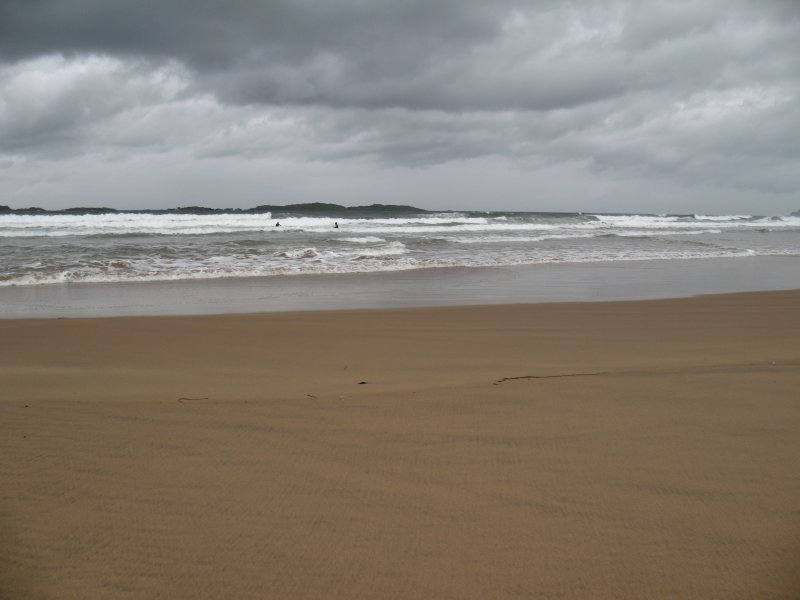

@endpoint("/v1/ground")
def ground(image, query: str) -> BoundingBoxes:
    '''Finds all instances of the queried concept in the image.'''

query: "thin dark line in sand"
[494,373,605,385]
[493,361,799,386]
[177,397,209,403]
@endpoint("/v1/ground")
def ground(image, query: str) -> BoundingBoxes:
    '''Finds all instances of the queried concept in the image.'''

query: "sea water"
[2,210,799,287]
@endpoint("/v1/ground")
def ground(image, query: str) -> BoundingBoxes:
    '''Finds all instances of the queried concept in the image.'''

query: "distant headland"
[0,203,430,216]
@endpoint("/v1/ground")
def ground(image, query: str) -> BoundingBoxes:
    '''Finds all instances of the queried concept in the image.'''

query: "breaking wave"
[2,210,799,287]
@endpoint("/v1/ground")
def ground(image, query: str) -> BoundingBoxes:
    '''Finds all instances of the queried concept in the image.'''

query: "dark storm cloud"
[1,0,797,111]
[0,0,509,73]
[4,0,790,111]
[0,0,799,208]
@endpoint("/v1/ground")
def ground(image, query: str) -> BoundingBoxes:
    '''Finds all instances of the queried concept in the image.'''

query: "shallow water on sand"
[1,256,799,318]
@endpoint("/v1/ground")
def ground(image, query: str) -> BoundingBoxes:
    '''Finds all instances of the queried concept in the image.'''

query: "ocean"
[2,209,799,287]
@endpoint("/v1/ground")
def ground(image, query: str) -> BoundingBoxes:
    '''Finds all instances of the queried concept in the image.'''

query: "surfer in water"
[275,221,281,227]
[334,222,339,229]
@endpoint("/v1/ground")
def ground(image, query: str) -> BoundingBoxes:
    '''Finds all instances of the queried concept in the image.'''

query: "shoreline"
[2,255,799,319]
[2,286,800,323]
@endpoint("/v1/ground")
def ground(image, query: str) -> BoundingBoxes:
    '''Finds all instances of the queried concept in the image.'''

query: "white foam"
[0,212,277,237]
[337,236,387,244]
[274,247,320,259]
[590,214,680,227]
[608,229,723,237]
[449,233,598,244]
[4,212,799,239]
[2,211,799,288]
[587,213,800,230]
[693,214,751,221]
[4,244,797,287]
[349,242,408,259]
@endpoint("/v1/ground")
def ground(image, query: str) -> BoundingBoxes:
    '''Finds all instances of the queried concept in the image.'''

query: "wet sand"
[1,291,799,598]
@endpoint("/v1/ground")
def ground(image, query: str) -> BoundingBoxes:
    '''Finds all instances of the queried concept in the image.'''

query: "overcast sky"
[1,0,798,214]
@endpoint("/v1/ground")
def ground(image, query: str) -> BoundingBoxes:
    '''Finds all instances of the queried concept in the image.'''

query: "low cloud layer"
[1,0,798,212]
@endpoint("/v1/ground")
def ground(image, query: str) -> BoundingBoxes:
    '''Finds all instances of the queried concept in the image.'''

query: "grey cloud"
[2,1,797,113]
[0,55,190,156]
[0,0,798,208]
[0,1,706,111]
[0,0,510,68]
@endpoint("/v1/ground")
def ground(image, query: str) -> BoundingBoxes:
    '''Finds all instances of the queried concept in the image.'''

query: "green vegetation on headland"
[0,203,430,216]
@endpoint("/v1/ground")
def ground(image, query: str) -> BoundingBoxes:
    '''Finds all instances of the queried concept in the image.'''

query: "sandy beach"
[1,290,799,599]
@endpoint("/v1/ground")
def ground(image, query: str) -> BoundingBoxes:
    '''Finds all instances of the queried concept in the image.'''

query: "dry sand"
[1,290,799,599]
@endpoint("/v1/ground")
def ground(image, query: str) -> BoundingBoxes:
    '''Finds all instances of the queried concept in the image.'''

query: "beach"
[4,0,800,596]
[2,290,799,599]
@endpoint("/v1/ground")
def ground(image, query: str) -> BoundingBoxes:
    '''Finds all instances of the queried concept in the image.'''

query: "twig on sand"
[494,372,605,385]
